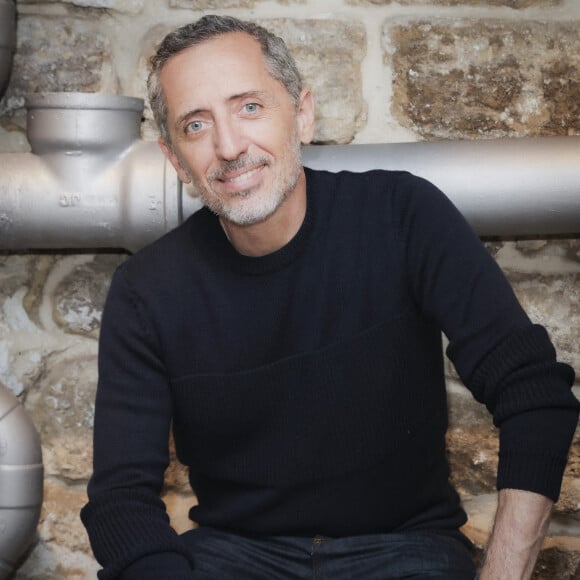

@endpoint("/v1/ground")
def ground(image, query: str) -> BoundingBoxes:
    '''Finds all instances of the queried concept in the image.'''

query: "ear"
[296,88,315,145]
[158,137,192,184]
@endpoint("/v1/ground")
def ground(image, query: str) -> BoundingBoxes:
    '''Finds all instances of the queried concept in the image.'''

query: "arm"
[81,264,194,579]
[396,174,578,574]
[478,489,552,580]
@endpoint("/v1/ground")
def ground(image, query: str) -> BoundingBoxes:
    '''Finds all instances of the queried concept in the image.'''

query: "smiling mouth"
[220,166,264,186]
[210,155,271,190]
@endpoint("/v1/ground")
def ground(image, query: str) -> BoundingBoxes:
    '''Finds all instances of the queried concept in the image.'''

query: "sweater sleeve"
[396,172,579,501]
[80,264,194,579]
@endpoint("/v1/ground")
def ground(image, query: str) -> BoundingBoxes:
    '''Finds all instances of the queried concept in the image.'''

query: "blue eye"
[186,120,204,133]
[243,103,260,113]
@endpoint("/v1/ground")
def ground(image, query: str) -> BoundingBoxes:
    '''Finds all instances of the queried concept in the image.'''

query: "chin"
[222,192,285,226]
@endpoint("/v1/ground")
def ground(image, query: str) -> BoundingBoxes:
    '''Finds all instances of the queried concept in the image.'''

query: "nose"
[214,117,247,161]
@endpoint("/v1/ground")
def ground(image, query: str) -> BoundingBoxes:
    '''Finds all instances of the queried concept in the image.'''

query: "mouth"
[213,161,268,195]
[219,165,264,187]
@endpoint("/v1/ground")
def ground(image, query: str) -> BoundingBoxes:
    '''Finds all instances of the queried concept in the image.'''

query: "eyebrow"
[174,90,271,129]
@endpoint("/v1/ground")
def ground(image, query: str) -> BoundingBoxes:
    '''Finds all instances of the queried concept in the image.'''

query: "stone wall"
[0,0,578,577]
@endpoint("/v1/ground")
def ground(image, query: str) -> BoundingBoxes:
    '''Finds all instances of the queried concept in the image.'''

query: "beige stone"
[52,254,125,338]
[25,353,98,480]
[39,480,92,554]
[386,19,580,139]
[42,434,94,482]
[263,19,367,144]
[1,16,118,118]
[17,0,144,12]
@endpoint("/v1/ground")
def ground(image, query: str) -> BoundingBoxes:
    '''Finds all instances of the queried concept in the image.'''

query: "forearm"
[478,488,553,580]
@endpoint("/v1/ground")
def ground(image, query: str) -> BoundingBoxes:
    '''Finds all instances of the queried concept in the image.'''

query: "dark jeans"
[181,527,476,579]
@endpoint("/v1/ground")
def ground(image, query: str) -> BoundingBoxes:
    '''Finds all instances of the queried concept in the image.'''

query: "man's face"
[158,32,314,226]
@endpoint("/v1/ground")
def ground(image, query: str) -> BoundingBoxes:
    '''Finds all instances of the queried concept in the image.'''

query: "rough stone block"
[39,481,92,554]
[0,16,118,118]
[386,19,580,139]
[0,256,55,396]
[53,254,125,338]
[17,0,144,12]
[25,352,98,453]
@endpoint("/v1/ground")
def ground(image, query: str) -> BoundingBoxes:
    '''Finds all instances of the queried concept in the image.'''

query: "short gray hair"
[147,15,303,146]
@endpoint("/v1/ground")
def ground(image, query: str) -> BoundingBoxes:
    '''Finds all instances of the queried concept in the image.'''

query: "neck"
[220,170,307,257]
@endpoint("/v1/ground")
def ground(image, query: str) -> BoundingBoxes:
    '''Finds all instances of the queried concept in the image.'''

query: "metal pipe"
[302,138,580,237]
[0,0,16,100]
[0,92,579,255]
[0,384,44,580]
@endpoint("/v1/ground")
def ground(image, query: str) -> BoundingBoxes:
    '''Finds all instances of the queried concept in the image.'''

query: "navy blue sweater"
[81,168,578,579]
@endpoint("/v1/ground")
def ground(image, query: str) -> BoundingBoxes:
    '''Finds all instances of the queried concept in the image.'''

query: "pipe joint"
[0,93,201,252]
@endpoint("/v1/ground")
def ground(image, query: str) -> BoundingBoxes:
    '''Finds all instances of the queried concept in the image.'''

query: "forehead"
[159,32,281,110]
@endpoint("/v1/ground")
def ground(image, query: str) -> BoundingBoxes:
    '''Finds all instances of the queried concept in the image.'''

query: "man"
[81,15,579,579]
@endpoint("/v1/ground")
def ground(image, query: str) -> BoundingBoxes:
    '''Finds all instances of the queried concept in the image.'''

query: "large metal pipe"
[0,383,44,580]
[0,92,579,255]
[0,0,16,100]
[302,138,580,237]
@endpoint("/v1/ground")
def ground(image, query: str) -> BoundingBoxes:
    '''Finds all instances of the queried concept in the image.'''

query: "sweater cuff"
[497,407,578,502]
[497,449,569,502]
[119,553,193,580]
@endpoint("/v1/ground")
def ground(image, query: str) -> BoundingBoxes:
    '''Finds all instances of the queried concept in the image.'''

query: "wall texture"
[0,0,579,577]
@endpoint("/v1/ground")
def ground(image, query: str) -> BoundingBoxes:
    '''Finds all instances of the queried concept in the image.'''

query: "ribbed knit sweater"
[81,168,578,579]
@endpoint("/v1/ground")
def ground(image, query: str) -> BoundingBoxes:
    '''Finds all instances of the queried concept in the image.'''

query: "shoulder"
[105,208,219,306]
[305,166,441,202]
[305,166,410,188]
[305,166,454,228]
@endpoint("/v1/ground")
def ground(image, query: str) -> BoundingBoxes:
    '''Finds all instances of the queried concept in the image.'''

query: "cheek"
[256,127,294,160]
[180,147,214,181]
